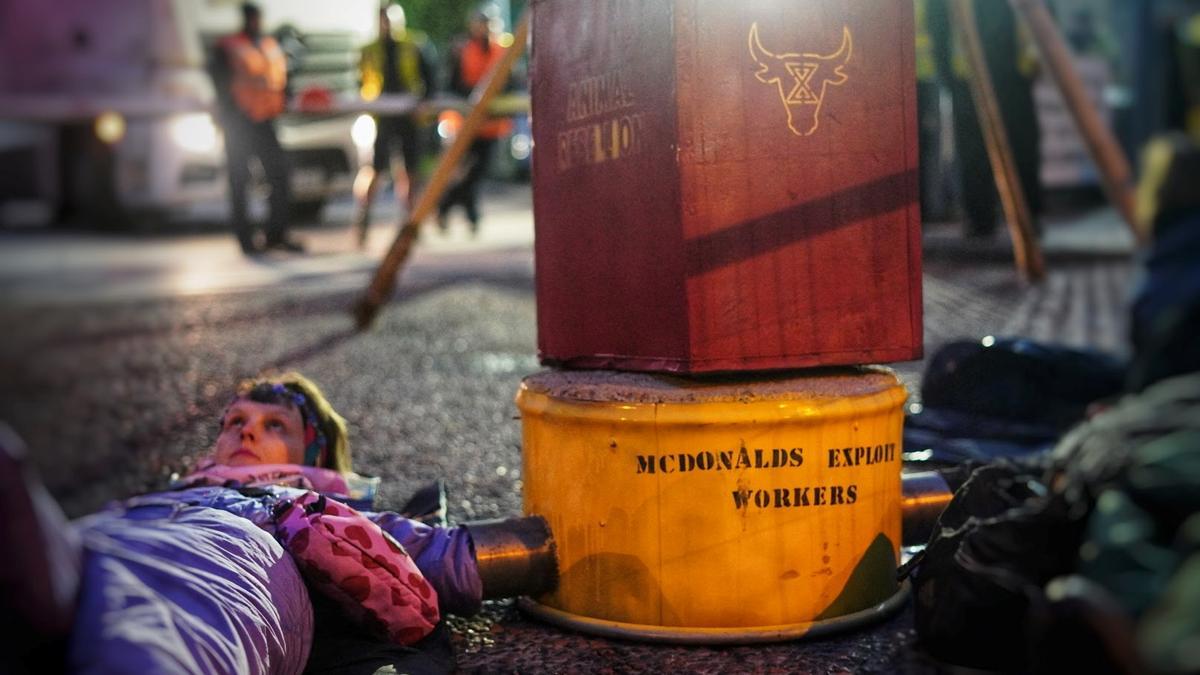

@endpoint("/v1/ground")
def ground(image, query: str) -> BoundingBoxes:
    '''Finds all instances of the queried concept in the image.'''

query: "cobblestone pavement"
[0,211,1134,672]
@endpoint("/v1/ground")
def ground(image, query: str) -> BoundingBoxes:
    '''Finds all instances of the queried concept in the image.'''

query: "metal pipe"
[460,472,951,602]
[901,470,954,546]
[463,514,558,600]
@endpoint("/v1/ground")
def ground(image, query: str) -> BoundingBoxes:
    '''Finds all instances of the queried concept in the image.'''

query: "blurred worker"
[1174,11,1200,140]
[210,2,301,255]
[352,3,435,249]
[928,0,1042,238]
[915,0,951,222]
[436,10,513,236]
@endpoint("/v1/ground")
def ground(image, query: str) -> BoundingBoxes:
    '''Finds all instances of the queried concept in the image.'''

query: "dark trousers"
[303,592,455,675]
[950,76,1042,237]
[373,115,421,176]
[222,116,291,250]
[1000,76,1042,223]
[438,138,495,228]
[947,0,1042,238]
[917,80,948,222]
[950,78,998,236]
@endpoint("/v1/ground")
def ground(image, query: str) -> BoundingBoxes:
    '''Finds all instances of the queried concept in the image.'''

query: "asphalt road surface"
[0,186,1135,672]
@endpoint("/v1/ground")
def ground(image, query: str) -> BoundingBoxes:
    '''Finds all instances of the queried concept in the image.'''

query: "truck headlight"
[511,133,531,161]
[352,114,377,150]
[169,113,219,154]
[94,111,126,144]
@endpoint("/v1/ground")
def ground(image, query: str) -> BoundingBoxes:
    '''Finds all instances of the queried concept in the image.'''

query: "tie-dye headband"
[221,382,328,467]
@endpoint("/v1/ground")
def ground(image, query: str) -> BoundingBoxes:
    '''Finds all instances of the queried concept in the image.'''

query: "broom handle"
[354,12,531,329]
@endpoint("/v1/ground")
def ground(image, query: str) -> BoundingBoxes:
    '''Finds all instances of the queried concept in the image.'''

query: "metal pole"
[459,472,955,600]
[353,12,530,330]
[952,0,1046,282]
[901,471,954,546]
[464,515,558,600]
[1009,0,1141,241]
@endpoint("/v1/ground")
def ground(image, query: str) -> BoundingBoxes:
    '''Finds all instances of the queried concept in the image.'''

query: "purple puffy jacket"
[67,485,482,675]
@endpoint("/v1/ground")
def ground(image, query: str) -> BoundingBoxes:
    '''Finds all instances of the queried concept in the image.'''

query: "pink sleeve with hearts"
[274,492,440,645]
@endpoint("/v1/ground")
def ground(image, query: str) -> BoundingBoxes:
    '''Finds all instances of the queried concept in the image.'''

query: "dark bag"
[907,373,1200,673]
[904,460,1082,671]
[921,337,1125,430]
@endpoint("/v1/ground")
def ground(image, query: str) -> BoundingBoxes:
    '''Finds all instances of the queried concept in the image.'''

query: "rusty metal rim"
[516,581,910,645]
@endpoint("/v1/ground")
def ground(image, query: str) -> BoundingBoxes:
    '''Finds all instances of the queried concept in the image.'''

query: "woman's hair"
[227,372,352,473]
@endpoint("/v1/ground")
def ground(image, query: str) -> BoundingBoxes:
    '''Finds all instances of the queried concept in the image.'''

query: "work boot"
[238,232,260,256]
[435,206,450,235]
[265,236,305,253]
[465,201,480,238]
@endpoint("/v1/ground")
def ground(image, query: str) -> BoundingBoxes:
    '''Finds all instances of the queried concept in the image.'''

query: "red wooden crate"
[530,0,922,373]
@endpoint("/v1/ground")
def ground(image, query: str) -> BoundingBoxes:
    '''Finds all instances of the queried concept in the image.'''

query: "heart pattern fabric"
[274,492,439,645]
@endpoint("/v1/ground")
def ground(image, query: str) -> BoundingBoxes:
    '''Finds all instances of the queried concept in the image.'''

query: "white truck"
[0,0,377,227]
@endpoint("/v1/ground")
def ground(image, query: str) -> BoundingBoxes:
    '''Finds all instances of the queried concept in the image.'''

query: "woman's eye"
[225,416,244,429]
[267,419,285,431]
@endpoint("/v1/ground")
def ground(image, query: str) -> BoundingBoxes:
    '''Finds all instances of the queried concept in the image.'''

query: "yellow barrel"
[517,367,908,642]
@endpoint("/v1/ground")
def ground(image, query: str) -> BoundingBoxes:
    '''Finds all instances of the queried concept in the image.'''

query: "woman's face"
[213,398,306,466]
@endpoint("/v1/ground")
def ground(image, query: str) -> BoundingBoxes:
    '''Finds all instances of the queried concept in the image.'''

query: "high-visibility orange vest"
[459,37,513,139]
[220,33,287,122]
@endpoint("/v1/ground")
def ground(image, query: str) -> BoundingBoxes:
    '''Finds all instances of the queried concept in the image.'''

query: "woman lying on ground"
[2,372,524,675]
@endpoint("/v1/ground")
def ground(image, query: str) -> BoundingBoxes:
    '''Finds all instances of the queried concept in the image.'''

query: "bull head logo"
[748,23,853,136]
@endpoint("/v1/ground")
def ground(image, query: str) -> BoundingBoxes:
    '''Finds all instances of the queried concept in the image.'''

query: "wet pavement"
[0,183,536,304]
[0,186,1136,672]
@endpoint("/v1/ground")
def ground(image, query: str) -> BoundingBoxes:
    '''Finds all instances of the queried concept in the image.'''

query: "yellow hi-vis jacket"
[916,0,936,82]
[359,29,430,101]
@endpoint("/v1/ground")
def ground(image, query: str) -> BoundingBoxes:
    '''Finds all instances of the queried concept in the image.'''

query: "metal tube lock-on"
[464,515,558,601]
